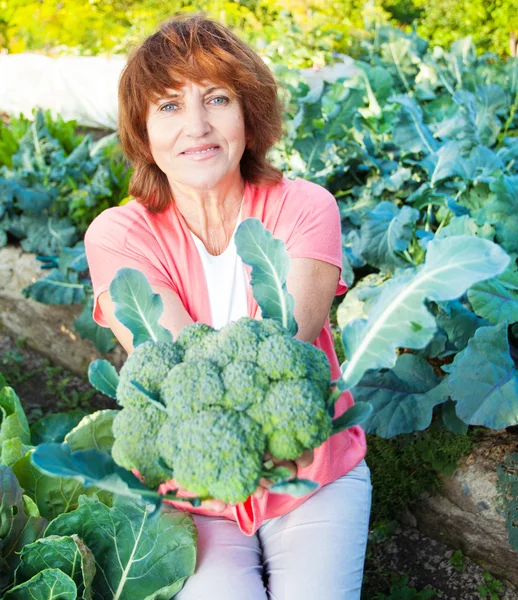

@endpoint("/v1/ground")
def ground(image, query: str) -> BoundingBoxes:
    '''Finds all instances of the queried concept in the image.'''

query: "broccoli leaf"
[235,218,298,335]
[31,412,86,446]
[351,354,449,437]
[269,478,318,496]
[447,322,518,429]
[1,385,30,465]
[44,496,197,600]
[87,360,119,400]
[22,270,86,305]
[467,261,518,325]
[109,268,173,346]
[330,401,374,435]
[13,535,94,600]
[3,569,77,600]
[340,235,510,391]
[74,299,118,354]
[0,466,48,590]
[64,410,117,454]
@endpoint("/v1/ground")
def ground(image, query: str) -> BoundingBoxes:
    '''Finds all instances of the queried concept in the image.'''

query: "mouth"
[181,145,220,155]
[180,145,221,161]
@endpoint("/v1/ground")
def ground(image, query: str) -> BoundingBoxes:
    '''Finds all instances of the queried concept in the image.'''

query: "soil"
[1,332,517,600]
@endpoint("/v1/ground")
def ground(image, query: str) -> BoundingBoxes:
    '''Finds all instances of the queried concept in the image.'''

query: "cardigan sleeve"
[283,178,348,295]
[84,207,176,327]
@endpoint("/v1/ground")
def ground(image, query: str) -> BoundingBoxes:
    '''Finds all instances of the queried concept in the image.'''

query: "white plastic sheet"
[0,53,126,130]
[0,53,357,130]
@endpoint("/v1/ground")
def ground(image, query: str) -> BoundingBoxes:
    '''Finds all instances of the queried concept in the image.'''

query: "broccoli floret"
[117,341,183,408]
[248,379,333,460]
[256,335,331,389]
[111,404,171,488]
[256,318,287,338]
[214,317,265,366]
[177,322,219,363]
[256,335,311,380]
[159,360,225,419]
[159,409,266,504]
[221,361,269,411]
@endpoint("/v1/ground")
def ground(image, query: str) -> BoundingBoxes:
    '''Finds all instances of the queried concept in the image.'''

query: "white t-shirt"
[189,203,248,329]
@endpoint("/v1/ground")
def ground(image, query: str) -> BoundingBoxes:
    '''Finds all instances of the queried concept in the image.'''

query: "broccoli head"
[117,341,183,408]
[111,403,171,488]
[110,315,336,501]
[248,379,333,460]
[159,409,266,504]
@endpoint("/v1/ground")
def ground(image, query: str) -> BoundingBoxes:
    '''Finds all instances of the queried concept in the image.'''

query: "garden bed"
[2,330,517,599]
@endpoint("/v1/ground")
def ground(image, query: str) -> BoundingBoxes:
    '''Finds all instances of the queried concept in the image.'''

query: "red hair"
[118,13,285,212]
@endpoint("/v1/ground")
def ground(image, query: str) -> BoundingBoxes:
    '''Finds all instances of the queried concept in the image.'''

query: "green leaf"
[3,568,77,600]
[478,175,518,253]
[468,262,518,325]
[448,322,518,429]
[64,410,117,454]
[0,466,47,590]
[353,354,450,438]
[441,400,469,435]
[14,535,95,600]
[45,496,197,600]
[235,218,298,335]
[31,445,163,507]
[109,268,173,347]
[1,438,33,468]
[22,270,86,305]
[8,215,77,256]
[331,402,374,434]
[74,299,118,354]
[0,385,30,463]
[30,412,86,446]
[436,300,489,351]
[360,202,420,272]
[269,478,318,496]
[340,235,510,390]
[87,360,119,399]
[12,452,87,521]
[391,95,439,155]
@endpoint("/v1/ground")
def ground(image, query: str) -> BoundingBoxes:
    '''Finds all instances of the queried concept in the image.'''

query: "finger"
[252,486,265,499]
[201,499,227,512]
[275,460,297,479]
[259,477,274,489]
[295,449,314,469]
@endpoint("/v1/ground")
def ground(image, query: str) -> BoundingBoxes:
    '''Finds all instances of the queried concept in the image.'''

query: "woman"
[84,13,371,599]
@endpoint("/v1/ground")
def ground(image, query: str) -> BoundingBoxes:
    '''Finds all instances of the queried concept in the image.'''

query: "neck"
[170,176,246,256]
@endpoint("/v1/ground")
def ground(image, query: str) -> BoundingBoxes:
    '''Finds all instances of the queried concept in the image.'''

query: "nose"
[183,102,211,138]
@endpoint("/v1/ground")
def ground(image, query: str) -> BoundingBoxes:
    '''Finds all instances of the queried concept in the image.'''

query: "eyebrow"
[157,86,225,101]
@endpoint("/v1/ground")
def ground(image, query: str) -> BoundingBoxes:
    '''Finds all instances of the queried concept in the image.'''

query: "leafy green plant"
[0,376,197,598]
[477,571,504,600]
[449,549,465,572]
[372,572,437,599]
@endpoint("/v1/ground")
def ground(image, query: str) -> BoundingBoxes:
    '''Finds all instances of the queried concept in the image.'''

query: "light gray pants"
[175,459,372,600]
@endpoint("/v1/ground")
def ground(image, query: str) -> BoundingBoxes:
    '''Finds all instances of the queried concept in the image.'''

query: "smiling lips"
[180,144,219,156]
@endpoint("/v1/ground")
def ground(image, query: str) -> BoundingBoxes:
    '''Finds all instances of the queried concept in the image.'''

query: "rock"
[409,430,518,588]
[0,246,126,375]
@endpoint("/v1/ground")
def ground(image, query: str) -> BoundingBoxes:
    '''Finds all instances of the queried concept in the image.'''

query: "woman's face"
[146,80,247,192]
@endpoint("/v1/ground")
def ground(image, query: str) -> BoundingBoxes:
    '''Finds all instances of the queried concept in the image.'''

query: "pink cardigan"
[84,176,367,536]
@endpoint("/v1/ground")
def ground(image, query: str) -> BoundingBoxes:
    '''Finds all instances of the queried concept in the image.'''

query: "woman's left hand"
[252,449,315,500]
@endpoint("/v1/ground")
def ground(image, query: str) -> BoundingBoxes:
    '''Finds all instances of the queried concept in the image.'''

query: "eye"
[210,96,230,106]
[159,102,178,113]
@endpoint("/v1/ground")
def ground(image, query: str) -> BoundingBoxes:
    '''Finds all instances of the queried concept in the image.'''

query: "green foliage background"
[0,0,516,63]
